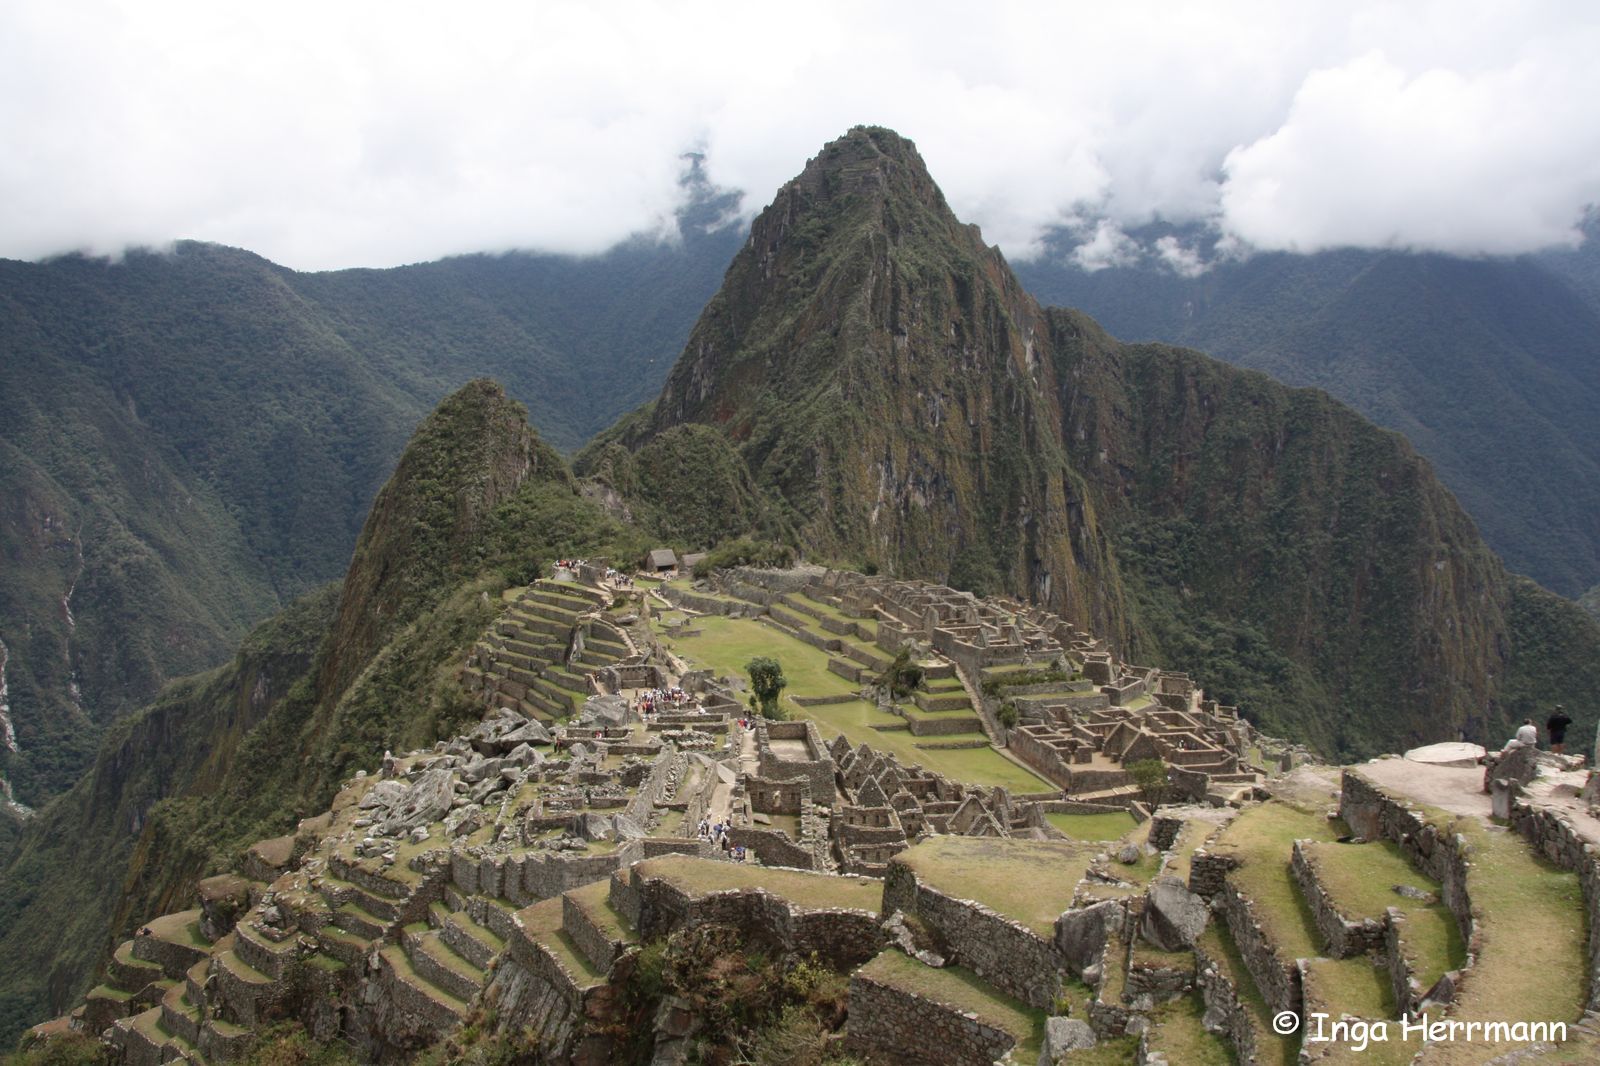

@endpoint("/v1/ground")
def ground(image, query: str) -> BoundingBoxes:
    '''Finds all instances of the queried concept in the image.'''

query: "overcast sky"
[3,0,1598,271]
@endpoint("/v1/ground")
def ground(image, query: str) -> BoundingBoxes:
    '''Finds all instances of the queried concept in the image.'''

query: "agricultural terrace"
[652,612,1051,793]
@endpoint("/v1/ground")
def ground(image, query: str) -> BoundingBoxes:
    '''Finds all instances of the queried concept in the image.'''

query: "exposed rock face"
[1140,877,1210,952]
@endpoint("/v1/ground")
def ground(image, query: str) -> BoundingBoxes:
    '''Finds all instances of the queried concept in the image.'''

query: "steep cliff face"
[0,586,334,1043]
[0,381,645,1043]
[601,127,1127,640]
[601,126,1600,759]
[1046,310,1513,753]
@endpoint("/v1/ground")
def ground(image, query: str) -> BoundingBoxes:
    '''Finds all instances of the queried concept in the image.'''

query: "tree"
[745,656,788,718]
[1125,758,1169,807]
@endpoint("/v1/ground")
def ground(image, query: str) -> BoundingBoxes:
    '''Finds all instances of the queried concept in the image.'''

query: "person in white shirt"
[1515,719,1539,747]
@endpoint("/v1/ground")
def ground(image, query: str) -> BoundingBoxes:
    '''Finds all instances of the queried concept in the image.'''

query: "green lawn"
[1146,992,1238,1066]
[1212,801,1344,960]
[1194,923,1298,1066]
[1300,956,1411,1065]
[662,614,1050,792]
[1046,811,1139,841]
[1299,839,1464,990]
[894,836,1092,935]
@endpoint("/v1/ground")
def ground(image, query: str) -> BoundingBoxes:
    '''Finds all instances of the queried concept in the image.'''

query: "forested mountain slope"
[0,205,738,810]
[1013,229,1600,599]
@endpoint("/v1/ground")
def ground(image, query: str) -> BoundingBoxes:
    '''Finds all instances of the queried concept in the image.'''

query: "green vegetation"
[746,657,789,719]
[1044,811,1139,841]
[694,536,798,576]
[1017,228,1600,600]
[1145,993,1236,1066]
[3,1032,110,1066]
[1299,839,1464,989]
[980,667,1071,696]
[874,649,924,699]
[893,837,1091,935]
[657,612,1049,791]
[1194,923,1297,1066]
[1213,801,1343,961]
[1125,758,1169,805]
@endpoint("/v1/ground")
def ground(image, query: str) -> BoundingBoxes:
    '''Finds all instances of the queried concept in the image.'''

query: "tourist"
[1547,705,1573,755]
[1515,718,1539,748]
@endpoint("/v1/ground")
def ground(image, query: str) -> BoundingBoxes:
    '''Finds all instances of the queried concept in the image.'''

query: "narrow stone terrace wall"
[1290,840,1386,958]
[845,970,1016,1066]
[1194,940,1258,1065]
[882,861,1062,1009]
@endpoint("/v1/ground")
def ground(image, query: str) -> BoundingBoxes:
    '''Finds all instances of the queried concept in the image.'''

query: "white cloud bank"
[1,0,1596,270]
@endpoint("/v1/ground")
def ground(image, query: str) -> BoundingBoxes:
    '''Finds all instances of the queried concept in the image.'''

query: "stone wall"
[727,827,819,870]
[1215,882,1300,1016]
[845,969,1017,1066]
[756,719,836,803]
[882,861,1062,1009]
[1187,849,1239,899]
[1338,771,1477,952]
[1193,939,1258,1065]
[628,870,883,970]
[1290,840,1386,958]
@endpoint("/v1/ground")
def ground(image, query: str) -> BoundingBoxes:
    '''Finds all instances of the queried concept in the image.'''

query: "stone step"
[160,983,202,1048]
[111,1006,173,1066]
[544,667,590,695]
[209,947,273,1030]
[585,637,629,659]
[326,853,412,900]
[316,923,375,968]
[527,675,579,712]
[183,958,210,1011]
[108,939,166,994]
[83,984,137,1034]
[318,874,402,921]
[513,898,608,1002]
[403,925,487,1003]
[332,899,389,940]
[231,922,295,981]
[518,690,565,722]
[198,1017,254,1064]
[379,945,471,1033]
[561,881,636,975]
[472,895,522,943]
[132,909,211,980]
[429,901,505,971]
[912,690,972,713]
[506,613,574,642]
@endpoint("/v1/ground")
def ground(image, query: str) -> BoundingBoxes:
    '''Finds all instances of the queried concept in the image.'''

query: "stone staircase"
[463,580,627,722]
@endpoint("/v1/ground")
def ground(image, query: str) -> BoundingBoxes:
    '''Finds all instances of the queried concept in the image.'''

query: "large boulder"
[1039,1017,1096,1065]
[376,768,456,835]
[1054,899,1123,977]
[1140,877,1209,951]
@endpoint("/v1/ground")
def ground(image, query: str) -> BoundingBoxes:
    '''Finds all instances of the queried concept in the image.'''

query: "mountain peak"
[785,125,953,227]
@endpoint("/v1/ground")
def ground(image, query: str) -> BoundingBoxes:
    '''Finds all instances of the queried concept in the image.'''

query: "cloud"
[1073,221,1142,272]
[0,0,1596,269]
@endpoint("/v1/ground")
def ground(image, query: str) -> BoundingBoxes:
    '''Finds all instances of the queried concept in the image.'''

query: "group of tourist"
[604,566,635,588]
[1501,705,1575,754]
[636,686,697,717]
[697,818,749,862]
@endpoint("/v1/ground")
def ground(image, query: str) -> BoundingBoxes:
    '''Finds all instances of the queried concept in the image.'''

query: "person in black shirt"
[1547,705,1573,755]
